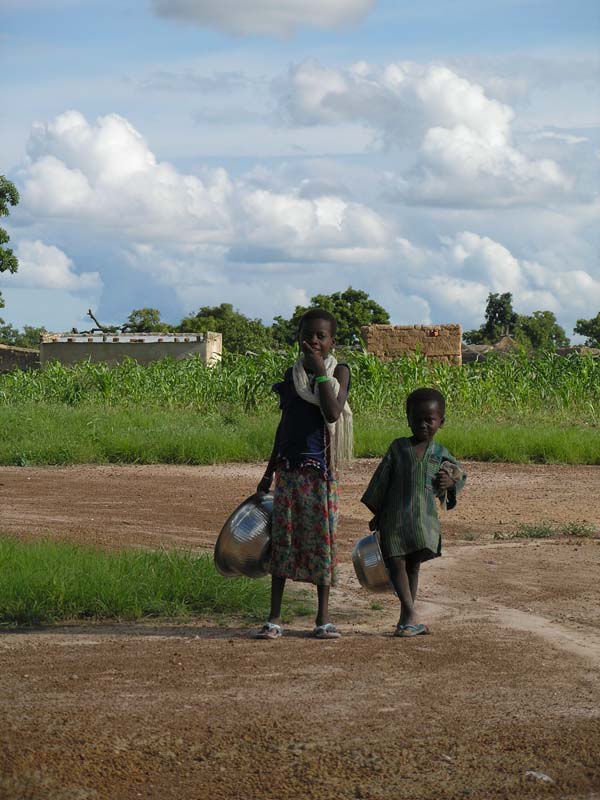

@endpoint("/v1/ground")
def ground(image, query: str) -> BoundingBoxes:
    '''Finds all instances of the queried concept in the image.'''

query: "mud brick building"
[0,344,40,372]
[361,324,462,365]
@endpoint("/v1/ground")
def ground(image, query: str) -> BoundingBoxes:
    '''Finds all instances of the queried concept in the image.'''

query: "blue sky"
[1,0,599,337]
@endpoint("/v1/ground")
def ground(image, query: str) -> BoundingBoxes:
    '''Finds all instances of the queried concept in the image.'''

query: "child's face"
[299,318,335,358]
[407,400,444,443]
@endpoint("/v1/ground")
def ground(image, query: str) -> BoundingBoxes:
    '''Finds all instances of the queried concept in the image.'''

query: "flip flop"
[312,623,341,639]
[396,623,429,638]
[255,622,283,640]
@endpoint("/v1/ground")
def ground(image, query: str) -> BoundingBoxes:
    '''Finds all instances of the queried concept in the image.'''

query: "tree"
[0,175,20,311]
[0,322,46,349]
[179,303,272,353]
[271,287,390,347]
[516,311,569,350]
[126,308,171,333]
[573,312,600,348]
[464,292,518,344]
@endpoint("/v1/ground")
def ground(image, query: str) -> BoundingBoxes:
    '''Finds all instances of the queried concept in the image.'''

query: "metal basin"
[214,493,273,579]
[352,532,392,593]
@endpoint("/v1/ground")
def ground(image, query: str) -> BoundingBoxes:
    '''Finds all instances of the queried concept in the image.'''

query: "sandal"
[312,623,341,639]
[395,623,429,638]
[255,622,283,640]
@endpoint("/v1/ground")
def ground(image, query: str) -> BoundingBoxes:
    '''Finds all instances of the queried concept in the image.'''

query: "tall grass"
[0,536,309,627]
[1,349,598,418]
[0,349,598,464]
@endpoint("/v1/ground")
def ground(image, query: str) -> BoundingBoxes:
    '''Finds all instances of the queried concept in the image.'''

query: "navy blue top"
[273,365,350,476]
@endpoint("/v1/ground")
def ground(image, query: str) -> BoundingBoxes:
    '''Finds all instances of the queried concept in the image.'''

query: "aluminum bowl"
[352,531,392,593]
[214,493,273,579]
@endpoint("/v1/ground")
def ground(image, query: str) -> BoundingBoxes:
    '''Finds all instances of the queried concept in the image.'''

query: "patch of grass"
[0,536,306,627]
[461,532,479,541]
[1,405,600,465]
[370,602,384,611]
[492,522,597,541]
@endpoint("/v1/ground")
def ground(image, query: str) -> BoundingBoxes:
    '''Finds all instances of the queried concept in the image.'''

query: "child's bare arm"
[257,421,281,494]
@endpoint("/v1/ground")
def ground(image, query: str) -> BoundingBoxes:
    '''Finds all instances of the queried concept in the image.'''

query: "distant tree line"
[2,288,599,354]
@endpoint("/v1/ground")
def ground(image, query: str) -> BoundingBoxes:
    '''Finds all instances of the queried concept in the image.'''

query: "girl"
[361,388,466,637]
[255,309,352,640]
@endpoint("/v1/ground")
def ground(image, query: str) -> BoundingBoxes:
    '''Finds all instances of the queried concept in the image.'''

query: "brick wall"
[0,344,40,372]
[361,324,462,364]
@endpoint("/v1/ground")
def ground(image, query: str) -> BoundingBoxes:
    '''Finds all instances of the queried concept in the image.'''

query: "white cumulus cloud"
[4,240,102,293]
[21,111,394,265]
[151,0,374,37]
[280,60,573,206]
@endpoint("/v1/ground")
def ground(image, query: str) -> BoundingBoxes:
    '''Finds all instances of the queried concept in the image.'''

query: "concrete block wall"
[39,331,222,367]
[0,344,40,372]
[361,324,462,365]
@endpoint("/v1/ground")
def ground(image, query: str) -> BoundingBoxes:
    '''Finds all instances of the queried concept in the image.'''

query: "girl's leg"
[268,576,286,624]
[388,557,418,627]
[316,584,330,627]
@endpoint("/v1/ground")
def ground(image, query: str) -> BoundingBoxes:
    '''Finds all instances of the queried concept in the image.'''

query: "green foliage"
[0,175,20,309]
[573,312,600,348]
[0,537,280,626]
[516,310,569,350]
[492,522,596,540]
[179,303,272,354]
[0,349,599,464]
[465,292,570,350]
[0,322,46,349]
[464,292,518,344]
[272,286,390,346]
[126,307,171,333]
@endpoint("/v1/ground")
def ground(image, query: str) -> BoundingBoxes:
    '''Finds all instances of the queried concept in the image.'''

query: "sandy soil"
[1,461,599,800]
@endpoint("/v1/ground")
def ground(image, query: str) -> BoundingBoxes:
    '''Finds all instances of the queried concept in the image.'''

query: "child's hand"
[434,470,455,492]
[301,340,325,375]
[256,474,272,495]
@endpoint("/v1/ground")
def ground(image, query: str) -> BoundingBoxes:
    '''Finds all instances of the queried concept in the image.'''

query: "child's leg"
[406,555,421,601]
[388,556,419,627]
[316,584,330,627]
[268,576,286,624]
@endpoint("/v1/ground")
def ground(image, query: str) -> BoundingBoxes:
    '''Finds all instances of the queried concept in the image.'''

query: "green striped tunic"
[361,438,466,561]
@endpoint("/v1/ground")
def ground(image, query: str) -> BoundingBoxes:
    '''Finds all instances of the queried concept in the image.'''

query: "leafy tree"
[464,292,518,344]
[126,308,171,333]
[0,175,20,311]
[0,322,46,348]
[515,311,569,350]
[179,303,272,353]
[573,312,600,348]
[272,287,390,347]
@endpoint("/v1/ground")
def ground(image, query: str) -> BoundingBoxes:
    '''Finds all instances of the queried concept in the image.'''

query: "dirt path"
[1,462,599,800]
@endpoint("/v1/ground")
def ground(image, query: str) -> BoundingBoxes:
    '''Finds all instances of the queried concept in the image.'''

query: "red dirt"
[1,461,599,800]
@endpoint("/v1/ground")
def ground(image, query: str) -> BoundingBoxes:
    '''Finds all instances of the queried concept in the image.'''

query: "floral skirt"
[270,467,339,586]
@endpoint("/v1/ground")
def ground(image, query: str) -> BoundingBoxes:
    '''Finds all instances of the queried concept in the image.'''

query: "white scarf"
[292,354,353,471]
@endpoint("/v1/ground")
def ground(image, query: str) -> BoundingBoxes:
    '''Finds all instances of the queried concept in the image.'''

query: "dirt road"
[1,461,599,800]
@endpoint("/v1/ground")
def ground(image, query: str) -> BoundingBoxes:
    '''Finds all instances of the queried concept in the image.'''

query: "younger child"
[255,309,352,640]
[361,388,465,637]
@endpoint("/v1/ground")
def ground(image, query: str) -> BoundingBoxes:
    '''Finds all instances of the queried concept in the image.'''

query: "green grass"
[0,349,598,465]
[0,536,309,627]
[1,404,599,465]
[492,522,597,541]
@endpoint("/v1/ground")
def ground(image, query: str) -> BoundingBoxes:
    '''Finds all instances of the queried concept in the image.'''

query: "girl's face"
[407,400,444,443]
[299,318,335,358]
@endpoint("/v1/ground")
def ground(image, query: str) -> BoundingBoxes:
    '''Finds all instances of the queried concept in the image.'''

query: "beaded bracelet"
[315,375,330,384]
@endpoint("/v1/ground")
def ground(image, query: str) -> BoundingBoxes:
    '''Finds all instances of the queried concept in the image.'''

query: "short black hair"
[297,308,337,337]
[406,387,446,416]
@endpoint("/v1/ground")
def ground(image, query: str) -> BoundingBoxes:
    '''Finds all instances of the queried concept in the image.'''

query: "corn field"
[0,350,598,422]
